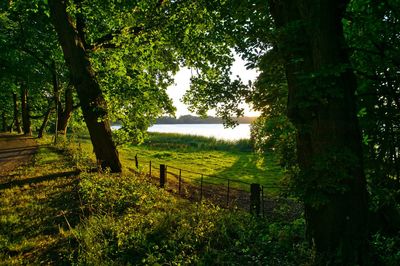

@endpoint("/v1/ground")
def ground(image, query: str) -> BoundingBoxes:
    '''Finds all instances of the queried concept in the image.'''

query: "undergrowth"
[2,136,314,265]
[74,172,312,265]
[47,137,313,264]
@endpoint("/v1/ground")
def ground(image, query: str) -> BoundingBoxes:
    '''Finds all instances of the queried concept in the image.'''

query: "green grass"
[2,134,399,265]
[1,137,311,265]
[76,132,286,193]
[0,146,80,265]
[72,172,310,265]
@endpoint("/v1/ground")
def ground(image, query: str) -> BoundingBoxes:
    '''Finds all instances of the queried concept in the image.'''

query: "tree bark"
[12,92,22,134]
[48,0,122,172]
[8,120,14,132]
[38,102,53,138]
[57,85,74,135]
[21,86,32,136]
[1,111,6,132]
[268,0,368,263]
[50,60,73,135]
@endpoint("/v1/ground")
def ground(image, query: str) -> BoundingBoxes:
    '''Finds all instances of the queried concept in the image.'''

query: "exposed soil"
[0,133,38,177]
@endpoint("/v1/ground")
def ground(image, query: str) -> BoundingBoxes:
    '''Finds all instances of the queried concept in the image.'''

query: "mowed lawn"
[76,132,285,192]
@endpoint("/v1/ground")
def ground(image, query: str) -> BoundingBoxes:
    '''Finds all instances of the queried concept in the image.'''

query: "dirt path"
[0,133,38,176]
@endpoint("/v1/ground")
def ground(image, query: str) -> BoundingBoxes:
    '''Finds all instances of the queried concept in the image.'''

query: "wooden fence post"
[149,161,152,176]
[227,179,230,207]
[200,174,203,201]
[160,164,166,188]
[250,183,261,216]
[178,169,182,195]
[135,154,139,168]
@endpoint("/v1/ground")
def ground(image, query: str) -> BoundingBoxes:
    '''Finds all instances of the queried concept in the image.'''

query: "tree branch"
[88,26,144,51]
[87,0,166,51]
[29,106,55,119]
[20,47,52,71]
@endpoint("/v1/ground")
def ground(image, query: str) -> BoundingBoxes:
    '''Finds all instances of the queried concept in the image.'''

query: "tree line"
[155,115,256,124]
[0,0,399,264]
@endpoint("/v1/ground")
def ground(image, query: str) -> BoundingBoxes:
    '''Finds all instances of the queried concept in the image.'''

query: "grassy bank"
[74,172,310,265]
[76,132,286,192]
[0,138,311,265]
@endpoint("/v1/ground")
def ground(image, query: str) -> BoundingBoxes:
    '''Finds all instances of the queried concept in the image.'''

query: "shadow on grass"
[0,133,36,140]
[0,145,40,153]
[214,154,280,187]
[0,171,82,264]
[0,170,80,190]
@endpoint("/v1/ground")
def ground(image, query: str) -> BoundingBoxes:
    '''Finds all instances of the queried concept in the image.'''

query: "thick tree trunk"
[21,87,32,136]
[12,92,22,134]
[1,111,6,132]
[269,0,368,264]
[48,0,122,172]
[38,102,53,138]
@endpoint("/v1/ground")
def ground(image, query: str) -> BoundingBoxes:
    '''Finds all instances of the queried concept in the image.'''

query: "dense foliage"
[345,0,400,213]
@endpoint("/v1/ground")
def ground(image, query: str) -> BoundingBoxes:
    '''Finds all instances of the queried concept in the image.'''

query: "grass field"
[0,146,79,264]
[0,136,309,265]
[74,132,285,192]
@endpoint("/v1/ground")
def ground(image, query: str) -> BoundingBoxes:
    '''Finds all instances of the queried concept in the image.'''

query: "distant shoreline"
[156,115,257,124]
[111,123,251,140]
[154,122,252,125]
[111,115,257,127]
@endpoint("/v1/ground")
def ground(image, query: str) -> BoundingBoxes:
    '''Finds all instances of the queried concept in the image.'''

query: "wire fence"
[132,155,302,219]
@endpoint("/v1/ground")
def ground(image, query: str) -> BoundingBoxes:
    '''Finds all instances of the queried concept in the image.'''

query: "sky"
[166,54,260,117]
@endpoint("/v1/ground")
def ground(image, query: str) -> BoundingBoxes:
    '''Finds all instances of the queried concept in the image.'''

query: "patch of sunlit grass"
[75,133,284,192]
[0,145,79,265]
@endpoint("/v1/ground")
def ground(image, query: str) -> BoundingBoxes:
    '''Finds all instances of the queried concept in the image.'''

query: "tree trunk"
[57,85,74,135]
[8,120,14,132]
[12,92,22,134]
[1,111,6,132]
[269,0,368,263]
[38,102,53,138]
[48,0,122,172]
[21,87,32,136]
[50,60,73,136]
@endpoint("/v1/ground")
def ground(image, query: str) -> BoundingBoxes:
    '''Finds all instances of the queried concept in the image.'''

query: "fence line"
[163,162,284,189]
[131,155,300,218]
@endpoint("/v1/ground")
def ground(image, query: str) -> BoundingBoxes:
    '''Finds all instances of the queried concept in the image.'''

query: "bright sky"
[167,54,260,117]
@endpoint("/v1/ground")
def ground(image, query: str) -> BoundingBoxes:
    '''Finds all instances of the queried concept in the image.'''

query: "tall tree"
[182,0,371,262]
[0,2,60,137]
[48,0,122,172]
[267,1,368,263]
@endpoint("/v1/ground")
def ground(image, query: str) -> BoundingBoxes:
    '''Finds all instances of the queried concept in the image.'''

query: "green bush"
[370,232,400,266]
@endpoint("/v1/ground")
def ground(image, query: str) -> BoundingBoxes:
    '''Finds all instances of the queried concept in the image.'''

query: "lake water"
[112,124,251,141]
[148,124,251,141]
